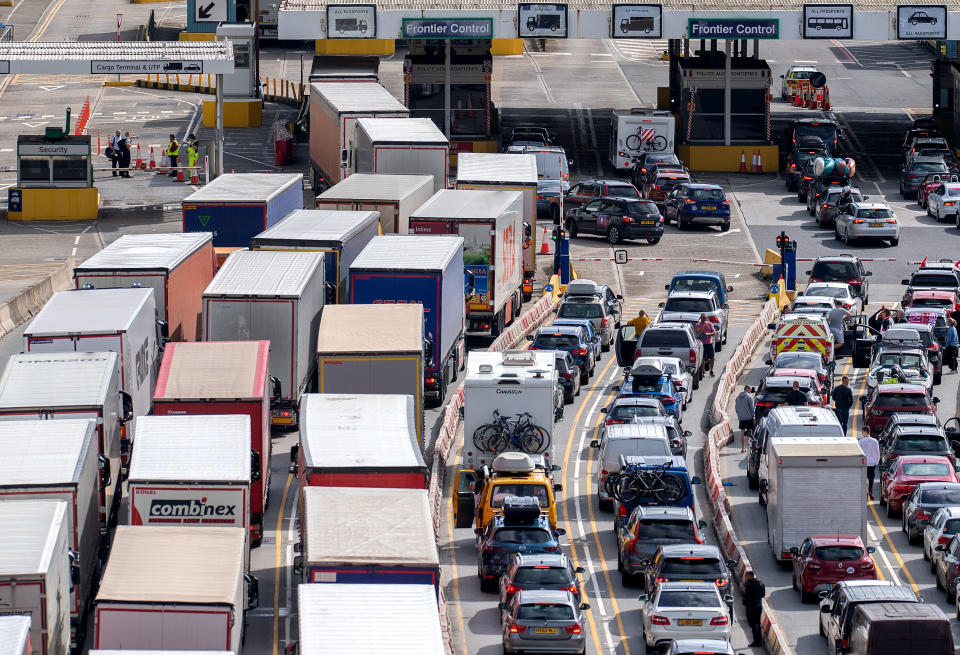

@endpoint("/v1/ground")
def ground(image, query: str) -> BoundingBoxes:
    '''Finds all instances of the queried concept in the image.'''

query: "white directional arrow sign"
[195,0,226,22]
[39,85,65,92]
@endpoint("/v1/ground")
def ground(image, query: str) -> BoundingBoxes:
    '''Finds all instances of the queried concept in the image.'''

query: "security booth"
[8,131,98,221]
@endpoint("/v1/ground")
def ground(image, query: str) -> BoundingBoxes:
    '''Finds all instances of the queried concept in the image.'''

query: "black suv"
[565,197,663,245]
[806,255,872,302]
[786,139,827,192]
[477,497,565,592]
[876,412,941,448]
[878,425,954,469]
[787,118,841,156]
[641,544,736,596]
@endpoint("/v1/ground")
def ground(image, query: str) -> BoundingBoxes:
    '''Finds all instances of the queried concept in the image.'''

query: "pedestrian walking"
[735,384,755,453]
[859,426,880,500]
[831,375,854,435]
[107,130,122,177]
[626,309,650,337]
[695,314,716,377]
[945,318,959,373]
[167,134,180,177]
[785,380,807,406]
[744,570,766,647]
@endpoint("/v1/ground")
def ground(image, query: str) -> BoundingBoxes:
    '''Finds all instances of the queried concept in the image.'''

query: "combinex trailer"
[94,527,256,653]
[0,352,126,527]
[0,420,102,651]
[292,394,427,487]
[22,287,160,464]
[462,350,558,471]
[308,82,409,191]
[73,233,216,342]
[456,153,538,300]
[314,173,434,234]
[353,118,449,192]
[203,250,325,428]
[349,235,465,406]
[0,616,33,655]
[315,304,424,444]
[409,189,524,337]
[295,487,439,592]
[250,209,380,304]
[0,500,72,655]
[763,437,867,561]
[182,173,304,248]
[152,341,272,547]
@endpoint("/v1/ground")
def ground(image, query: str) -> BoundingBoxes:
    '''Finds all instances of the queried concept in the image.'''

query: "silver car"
[640,581,734,650]
[665,638,737,655]
[834,201,900,246]
[657,291,728,351]
[636,322,704,381]
[803,282,863,315]
[556,279,623,349]
[924,506,960,564]
[500,589,589,655]
[633,356,695,408]
[925,181,960,223]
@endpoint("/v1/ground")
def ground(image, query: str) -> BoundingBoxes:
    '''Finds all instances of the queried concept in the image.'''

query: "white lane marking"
[71,247,77,257]
[734,273,741,279]
[580,540,609,618]
[866,523,903,585]
[73,236,80,245]
[715,228,741,237]
[637,271,645,277]
[590,53,613,57]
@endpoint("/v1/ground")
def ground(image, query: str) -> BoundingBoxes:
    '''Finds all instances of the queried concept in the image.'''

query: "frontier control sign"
[401,18,493,39]
[688,18,779,39]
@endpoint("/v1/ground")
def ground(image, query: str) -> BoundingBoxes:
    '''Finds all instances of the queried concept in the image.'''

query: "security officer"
[187,138,199,176]
[167,134,180,177]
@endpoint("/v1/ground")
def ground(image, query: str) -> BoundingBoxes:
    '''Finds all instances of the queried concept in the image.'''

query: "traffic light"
[776,232,789,249]
[552,227,566,241]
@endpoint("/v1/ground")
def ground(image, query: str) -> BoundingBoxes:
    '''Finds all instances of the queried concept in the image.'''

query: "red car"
[772,367,828,405]
[880,455,958,515]
[907,289,960,313]
[917,173,945,208]
[790,535,877,602]
[860,383,939,436]
[643,171,691,205]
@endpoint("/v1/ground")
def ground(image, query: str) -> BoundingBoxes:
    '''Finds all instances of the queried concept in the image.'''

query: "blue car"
[552,318,602,361]
[614,363,684,422]
[665,270,733,307]
[528,325,596,383]
[612,456,701,530]
[662,183,731,231]
[477,497,565,592]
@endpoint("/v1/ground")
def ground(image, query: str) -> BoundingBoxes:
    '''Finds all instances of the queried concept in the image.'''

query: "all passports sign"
[687,18,779,39]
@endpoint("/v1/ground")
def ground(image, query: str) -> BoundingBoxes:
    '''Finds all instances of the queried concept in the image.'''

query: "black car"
[641,544,736,596]
[806,255,872,302]
[631,152,682,188]
[528,325,596,383]
[553,350,581,403]
[797,158,820,203]
[565,197,663,245]
[901,482,960,544]
[537,179,564,222]
[876,412,941,448]
[477,497,565,592]
[879,425,954,470]
[787,118,841,156]
[805,175,851,214]
[786,143,828,192]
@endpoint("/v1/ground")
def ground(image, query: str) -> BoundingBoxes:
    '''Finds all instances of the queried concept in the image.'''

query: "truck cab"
[454,452,561,532]
[664,270,733,308]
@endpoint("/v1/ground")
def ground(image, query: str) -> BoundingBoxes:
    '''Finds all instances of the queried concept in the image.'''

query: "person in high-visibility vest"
[167,134,179,177]
[187,139,198,174]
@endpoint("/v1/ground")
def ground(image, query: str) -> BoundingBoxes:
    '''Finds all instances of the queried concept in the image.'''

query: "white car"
[866,348,934,391]
[657,291,729,352]
[598,396,668,444]
[640,582,733,650]
[789,295,836,317]
[780,64,819,99]
[803,282,863,315]
[926,181,960,223]
[633,356,695,409]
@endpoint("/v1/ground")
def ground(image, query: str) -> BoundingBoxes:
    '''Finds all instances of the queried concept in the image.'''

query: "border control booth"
[8,132,97,221]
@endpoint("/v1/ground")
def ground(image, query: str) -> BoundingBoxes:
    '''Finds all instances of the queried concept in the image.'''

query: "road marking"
[896,64,911,78]
[830,40,862,67]
[715,228,741,237]
[272,473,293,655]
[444,438,470,655]
[70,247,77,257]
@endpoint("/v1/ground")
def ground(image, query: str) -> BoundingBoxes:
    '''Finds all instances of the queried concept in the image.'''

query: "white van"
[750,406,846,490]
[591,422,671,510]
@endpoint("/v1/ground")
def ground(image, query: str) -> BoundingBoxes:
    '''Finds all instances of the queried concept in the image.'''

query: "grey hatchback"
[500,589,590,655]
[616,506,707,583]
[499,552,585,605]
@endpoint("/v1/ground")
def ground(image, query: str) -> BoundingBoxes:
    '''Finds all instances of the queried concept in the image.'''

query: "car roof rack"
[502,496,543,524]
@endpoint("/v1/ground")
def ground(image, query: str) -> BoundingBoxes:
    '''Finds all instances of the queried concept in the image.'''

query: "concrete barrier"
[0,259,75,341]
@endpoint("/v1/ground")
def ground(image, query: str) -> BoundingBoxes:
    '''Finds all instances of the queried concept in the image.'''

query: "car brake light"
[572,348,587,356]
[823,203,829,209]
[939,536,952,545]
[684,198,696,204]
[715,578,729,587]
[622,215,634,223]
[852,218,865,224]
[544,545,559,552]
[650,615,670,625]
[562,586,578,594]
[710,616,729,626]
[757,401,774,408]
[809,277,821,282]
[662,396,677,404]
[858,561,875,570]
[708,316,720,323]
[689,348,696,362]
[847,279,861,285]
[605,418,625,425]
[565,624,583,634]
[721,199,729,205]
[655,577,669,584]
[509,622,526,634]
[946,201,956,207]
[600,318,609,329]
[651,185,661,190]
[806,562,822,571]
[562,371,573,380]
[619,504,629,517]
[536,194,544,200]
[506,585,520,594]
[917,510,932,520]
[426,377,436,385]
[790,164,797,172]
[887,218,897,224]
[601,469,609,478]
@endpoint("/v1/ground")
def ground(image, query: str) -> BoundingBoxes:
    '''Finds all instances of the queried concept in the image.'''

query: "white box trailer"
[409,189,523,337]
[249,209,380,304]
[456,153,538,300]
[315,173,434,235]
[0,616,33,655]
[0,500,72,655]
[0,352,126,527]
[609,109,676,170]
[0,420,102,650]
[127,415,252,547]
[353,118,449,192]
[22,288,160,466]
[764,437,867,561]
[94,526,254,653]
[202,250,325,428]
[73,232,216,342]
[297,583,444,655]
[462,350,558,471]
[308,82,409,191]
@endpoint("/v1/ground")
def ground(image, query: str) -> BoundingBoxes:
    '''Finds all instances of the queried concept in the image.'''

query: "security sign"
[519,3,568,38]
[803,4,853,39]
[897,5,946,40]
[612,4,662,39]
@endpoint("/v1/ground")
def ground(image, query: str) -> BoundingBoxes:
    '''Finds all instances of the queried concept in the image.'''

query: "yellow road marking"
[445,439,469,655]
[272,473,293,655]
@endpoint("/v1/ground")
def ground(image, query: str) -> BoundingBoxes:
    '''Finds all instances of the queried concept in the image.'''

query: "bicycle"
[472,410,550,455]
[625,130,668,153]
[604,461,685,505]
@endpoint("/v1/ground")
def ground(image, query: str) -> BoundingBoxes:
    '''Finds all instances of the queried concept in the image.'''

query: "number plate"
[869,222,885,227]
[701,205,717,210]
[641,220,656,225]
[534,627,558,634]
[677,619,703,626]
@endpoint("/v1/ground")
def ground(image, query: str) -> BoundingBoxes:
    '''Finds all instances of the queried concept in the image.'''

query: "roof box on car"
[493,452,536,474]
[564,280,601,297]
[502,495,542,524]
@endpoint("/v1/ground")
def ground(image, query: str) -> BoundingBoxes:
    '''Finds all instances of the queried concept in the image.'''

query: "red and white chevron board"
[640,128,656,141]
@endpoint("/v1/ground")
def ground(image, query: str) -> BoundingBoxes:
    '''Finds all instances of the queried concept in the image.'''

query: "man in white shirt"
[859,426,881,501]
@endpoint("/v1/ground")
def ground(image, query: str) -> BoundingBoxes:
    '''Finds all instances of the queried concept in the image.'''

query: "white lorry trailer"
[609,109,676,170]
[93,526,256,653]
[0,500,72,655]
[314,173,434,235]
[462,350,559,471]
[0,420,102,651]
[762,436,867,561]
[0,616,34,655]
[353,117,449,192]
[202,250,325,428]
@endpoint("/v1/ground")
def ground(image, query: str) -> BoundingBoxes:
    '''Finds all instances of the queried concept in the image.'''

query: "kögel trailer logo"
[149,497,237,517]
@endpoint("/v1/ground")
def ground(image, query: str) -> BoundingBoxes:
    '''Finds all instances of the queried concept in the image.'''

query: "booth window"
[52,156,88,182]
[20,156,50,182]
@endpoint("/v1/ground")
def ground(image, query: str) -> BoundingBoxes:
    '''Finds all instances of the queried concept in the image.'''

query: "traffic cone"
[815,88,823,110]
[135,143,144,170]
[190,168,200,185]
[148,147,156,169]
[822,85,831,111]
[739,150,747,174]
[539,226,550,255]
[176,168,185,182]
[756,149,764,173]
[158,149,168,174]
[750,150,758,174]
[807,86,816,108]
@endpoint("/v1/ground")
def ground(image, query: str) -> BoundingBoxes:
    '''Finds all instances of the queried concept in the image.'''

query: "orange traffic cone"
[190,167,200,185]
[749,151,756,173]
[539,226,550,255]
[135,143,144,169]
[794,88,803,107]
[176,168,185,182]
[739,150,747,174]
[756,150,764,173]
[822,85,831,111]
[148,147,156,169]
[158,149,168,174]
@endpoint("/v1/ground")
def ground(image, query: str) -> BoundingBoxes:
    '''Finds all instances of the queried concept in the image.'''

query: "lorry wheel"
[747,473,759,490]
